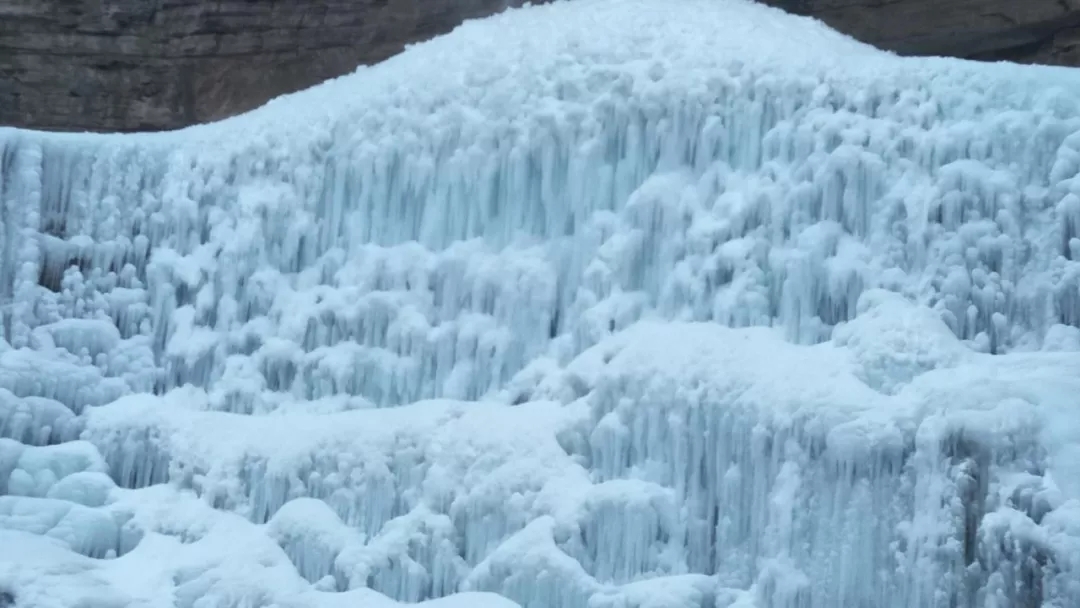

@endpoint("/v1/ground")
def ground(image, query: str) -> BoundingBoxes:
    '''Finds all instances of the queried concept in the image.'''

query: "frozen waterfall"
[1,0,1079,606]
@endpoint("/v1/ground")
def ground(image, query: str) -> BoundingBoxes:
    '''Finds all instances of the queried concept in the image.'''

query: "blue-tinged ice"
[1,0,1080,606]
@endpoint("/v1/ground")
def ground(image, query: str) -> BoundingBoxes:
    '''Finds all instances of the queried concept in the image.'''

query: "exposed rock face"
[770,0,1080,64]
[1,0,1079,133]
[0,0,529,132]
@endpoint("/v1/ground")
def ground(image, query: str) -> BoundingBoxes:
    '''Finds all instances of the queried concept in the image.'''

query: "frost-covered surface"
[2,0,1080,606]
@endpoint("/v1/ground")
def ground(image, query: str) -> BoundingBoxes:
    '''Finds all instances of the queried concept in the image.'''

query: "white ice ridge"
[1,0,1080,606]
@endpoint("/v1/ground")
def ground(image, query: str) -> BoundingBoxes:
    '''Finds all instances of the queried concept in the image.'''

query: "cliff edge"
[2,0,1078,132]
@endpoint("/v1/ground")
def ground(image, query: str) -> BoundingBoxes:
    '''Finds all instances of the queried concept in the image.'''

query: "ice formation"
[1,0,1080,606]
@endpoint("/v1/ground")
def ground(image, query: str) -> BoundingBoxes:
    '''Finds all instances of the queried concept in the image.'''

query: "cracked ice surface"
[1,0,1080,606]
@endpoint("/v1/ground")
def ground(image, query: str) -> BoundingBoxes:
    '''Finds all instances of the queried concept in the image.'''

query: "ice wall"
[1,0,1079,607]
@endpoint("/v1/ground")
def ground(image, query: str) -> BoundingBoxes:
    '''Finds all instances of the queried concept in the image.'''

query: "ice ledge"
[30,293,1069,608]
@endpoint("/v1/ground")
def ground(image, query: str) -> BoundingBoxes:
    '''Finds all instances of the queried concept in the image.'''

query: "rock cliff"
[771,0,1080,63]
[0,0,530,132]
[2,0,1079,132]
